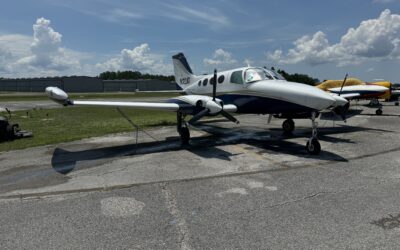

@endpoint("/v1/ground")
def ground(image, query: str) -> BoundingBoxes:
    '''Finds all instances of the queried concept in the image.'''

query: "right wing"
[45,87,237,114]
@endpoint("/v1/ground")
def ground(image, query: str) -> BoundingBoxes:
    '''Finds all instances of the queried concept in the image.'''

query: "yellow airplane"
[316,77,398,115]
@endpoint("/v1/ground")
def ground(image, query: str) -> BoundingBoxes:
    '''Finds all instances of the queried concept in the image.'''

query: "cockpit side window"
[230,70,243,84]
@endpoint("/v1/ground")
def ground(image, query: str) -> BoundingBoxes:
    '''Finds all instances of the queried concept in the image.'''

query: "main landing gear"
[306,112,321,155]
[369,98,383,115]
[282,119,295,134]
[177,113,190,145]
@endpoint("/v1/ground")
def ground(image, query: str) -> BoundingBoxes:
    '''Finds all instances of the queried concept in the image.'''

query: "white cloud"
[163,4,230,28]
[268,9,400,67]
[96,43,172,74]
[0,17,173,78]
[0,47,13,73]
[203,49,237,65]
[15,17,80,71]
[0,18,84,77]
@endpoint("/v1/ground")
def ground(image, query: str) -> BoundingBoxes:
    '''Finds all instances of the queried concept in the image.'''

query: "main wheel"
[282,119,295,134]
[395,101,399,106]
[375,109,383,115]
[306,138,321,155]
[179,127,190,145]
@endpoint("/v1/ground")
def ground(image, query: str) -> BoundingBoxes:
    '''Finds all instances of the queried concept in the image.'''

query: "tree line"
[1,69,320,85]
[99,69,320,85]
[98,71,174,81]
[272,68,319,85]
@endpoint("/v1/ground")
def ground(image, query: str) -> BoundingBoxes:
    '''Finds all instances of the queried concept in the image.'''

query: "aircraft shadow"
[50,121,390,175]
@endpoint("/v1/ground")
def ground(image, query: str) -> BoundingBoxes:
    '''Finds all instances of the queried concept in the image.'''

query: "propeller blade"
[221,110,239,124]
[338,73,348,96]
[212,69,217,101]
[188,109,209,124]
[267,114,273,124]
[333,106,347,122]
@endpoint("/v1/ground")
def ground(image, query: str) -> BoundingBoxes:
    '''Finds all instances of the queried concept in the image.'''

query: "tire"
[6,124,17,139]
[282,119,295,134]
[306,138,321,155]
[395,102,399,106]
[376,109,383,115]
[179,127,190,145]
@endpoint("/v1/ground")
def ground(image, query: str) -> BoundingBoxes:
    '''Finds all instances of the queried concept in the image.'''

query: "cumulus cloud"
[15,17,80,71]
[203,49,237,65]
[0,18,83,77]
[268,9,400,66]
[0,47,13,73]
[96,43,172,74]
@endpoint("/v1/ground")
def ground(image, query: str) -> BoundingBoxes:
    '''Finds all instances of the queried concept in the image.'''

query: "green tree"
[277,69,319,85]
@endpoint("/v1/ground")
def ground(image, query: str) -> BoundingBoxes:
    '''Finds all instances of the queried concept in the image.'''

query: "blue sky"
[1,0,400,82]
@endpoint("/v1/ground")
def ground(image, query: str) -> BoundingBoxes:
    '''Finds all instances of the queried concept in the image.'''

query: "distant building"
[0,76,179,92]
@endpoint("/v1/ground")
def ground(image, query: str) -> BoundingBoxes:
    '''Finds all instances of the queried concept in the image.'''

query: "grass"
[0,91,182,102]
[0,106,177,152]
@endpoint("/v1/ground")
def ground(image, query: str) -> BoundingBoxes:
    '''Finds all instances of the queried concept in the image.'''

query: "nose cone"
[330,94,349,107]
[248,80,338,111]
[306,88,336,110]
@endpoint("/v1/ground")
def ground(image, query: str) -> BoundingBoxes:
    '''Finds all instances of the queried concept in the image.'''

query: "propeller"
[189,69,239,125]
[338,73,348,96]
[333,73,349,121]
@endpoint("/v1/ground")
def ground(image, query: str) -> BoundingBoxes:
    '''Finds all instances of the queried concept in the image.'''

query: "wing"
[332,93,360,100]
[45,87,237,115]
[72,100,179,111]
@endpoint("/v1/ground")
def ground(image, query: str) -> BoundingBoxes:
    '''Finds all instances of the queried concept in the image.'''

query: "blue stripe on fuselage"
[167,94,314,115]
[218,94,313,114]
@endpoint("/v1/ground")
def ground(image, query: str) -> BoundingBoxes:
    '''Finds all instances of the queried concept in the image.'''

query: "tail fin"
[172,53,195,90]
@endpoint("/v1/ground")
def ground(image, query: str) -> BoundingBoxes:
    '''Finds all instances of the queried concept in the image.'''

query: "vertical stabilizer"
[172,53,195,90]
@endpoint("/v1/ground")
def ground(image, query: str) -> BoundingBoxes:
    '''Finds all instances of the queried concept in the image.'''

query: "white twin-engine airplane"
[46,53,348,154]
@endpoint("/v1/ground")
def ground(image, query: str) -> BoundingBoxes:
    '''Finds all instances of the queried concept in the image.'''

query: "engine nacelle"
[45,87,72,106]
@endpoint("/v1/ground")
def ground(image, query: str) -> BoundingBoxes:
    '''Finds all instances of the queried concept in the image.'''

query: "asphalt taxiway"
[1,102,400,249]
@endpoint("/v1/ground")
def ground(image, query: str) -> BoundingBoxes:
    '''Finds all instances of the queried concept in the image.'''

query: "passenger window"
[218,75,225,84]
[210,77,215,85]
[203,78,208,86]
[230,70,243,84]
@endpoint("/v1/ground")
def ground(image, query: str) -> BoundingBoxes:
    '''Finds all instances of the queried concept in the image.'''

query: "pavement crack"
[265,186,369,209]
[160,183,192,250]
[266,191,327,208]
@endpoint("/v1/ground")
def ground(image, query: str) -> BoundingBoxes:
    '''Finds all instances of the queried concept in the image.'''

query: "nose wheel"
[375,108,383,115]
[177,113,190,145]
[306,112,321,155]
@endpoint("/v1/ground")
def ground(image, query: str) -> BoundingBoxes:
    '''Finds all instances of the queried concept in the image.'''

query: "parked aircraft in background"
[316,78,389,115]
[46,53,348,154]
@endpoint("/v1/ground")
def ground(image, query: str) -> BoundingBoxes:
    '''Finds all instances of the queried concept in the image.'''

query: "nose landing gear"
[306,112,321,155]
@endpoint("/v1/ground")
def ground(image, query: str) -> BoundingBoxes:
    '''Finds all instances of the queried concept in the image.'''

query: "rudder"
[172,53,195,89]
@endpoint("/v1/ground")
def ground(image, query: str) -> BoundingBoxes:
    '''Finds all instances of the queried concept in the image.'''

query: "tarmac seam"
[160,183,192,250]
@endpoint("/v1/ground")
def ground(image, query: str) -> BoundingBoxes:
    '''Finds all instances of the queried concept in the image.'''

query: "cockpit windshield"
[269,69,286,80]
[244,68,286,83]
[244,68,273,83]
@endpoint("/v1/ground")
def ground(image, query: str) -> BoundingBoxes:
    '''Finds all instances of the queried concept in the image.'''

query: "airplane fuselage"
[179,67,337,115]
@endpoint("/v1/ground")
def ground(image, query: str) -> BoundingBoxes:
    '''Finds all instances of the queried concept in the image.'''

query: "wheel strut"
[177,113,190,145]
[306,112,321,154]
